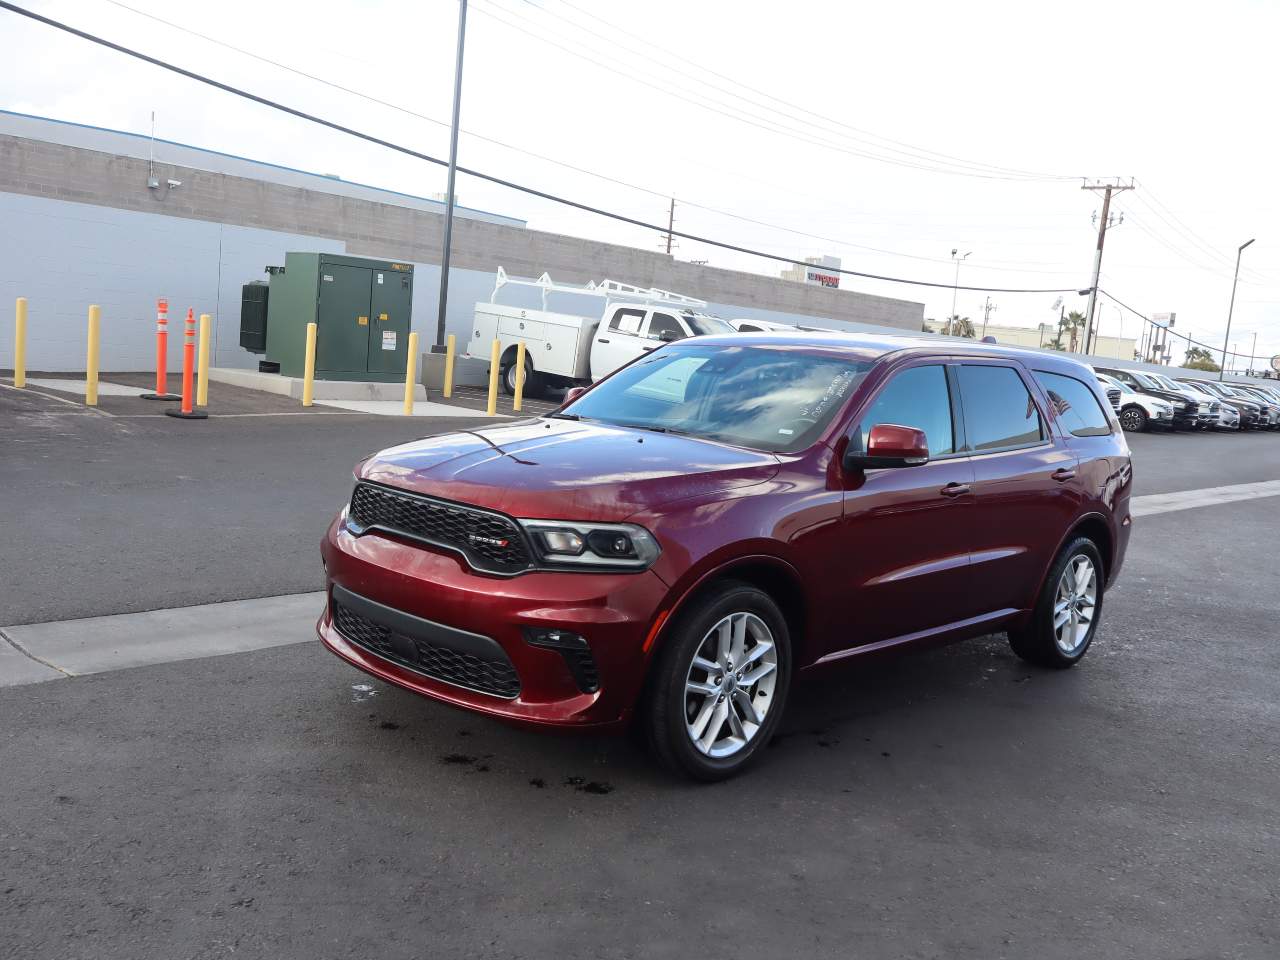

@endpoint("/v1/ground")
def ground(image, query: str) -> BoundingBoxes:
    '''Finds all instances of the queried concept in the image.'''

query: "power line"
[1099,289,1267,363]
[96,0,1076,275]
[0,0,1084,296]
[470,0,1070,182]
[544,0,1074,183]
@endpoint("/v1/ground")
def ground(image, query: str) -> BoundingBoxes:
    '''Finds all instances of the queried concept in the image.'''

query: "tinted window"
[736,323,762,332]
[1035,371,1112,437]
[860,365,954,457]
[609,308,645,335]
[958,365,1044,450]
[647,313,684,341]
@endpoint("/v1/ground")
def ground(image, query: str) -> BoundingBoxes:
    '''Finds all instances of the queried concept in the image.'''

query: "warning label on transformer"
[382,330,396,351]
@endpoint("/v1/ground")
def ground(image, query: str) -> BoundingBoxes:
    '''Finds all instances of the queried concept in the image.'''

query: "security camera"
[166,178,182,188]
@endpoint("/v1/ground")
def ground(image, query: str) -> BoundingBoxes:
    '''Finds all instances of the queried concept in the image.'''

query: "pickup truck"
[467,268,735,396]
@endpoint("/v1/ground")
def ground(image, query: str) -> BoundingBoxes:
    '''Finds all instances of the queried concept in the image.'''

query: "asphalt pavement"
[1,388,1279,959]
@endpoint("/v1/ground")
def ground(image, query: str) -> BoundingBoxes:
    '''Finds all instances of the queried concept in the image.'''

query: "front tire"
[644,582,791,781]
[1119,406,1147,432]
[1007,537,1103,669]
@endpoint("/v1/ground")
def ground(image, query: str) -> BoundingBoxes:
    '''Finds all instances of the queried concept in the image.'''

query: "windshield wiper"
[621,422,695,437]
[547,412,583,421]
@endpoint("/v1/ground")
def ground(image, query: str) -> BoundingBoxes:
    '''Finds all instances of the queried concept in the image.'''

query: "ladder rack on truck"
[469,267,718,398]
[488,266,706,311]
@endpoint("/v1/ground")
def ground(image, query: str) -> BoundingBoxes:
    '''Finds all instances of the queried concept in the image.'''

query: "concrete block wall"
[0,131,925,373]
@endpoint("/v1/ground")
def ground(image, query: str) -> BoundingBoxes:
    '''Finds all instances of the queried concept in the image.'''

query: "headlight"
[519,519,661,570]
[1174,401,1188,411]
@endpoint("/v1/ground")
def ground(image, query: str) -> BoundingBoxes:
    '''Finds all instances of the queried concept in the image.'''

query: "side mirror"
[658,329,681,343]
[563,385,587,404]
[844,423,930,470]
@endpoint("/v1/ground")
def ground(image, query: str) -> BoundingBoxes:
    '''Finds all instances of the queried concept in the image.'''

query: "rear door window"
[859,364,955,457]
[957,364,1044,451]
[1034,371,1113,437]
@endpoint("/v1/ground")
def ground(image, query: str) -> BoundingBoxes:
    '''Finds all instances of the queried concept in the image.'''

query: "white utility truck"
[467,267,735,396]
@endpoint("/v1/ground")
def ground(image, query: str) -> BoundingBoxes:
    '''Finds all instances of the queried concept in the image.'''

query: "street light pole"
[434,0,469,349]
[1220,237,1255,380]
[949,249,970,333]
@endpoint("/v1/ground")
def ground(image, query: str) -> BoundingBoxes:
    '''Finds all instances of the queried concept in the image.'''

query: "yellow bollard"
[443,333,456,398]
[513,340,526,412]
[85,304,101,406]
[486,337,500,416]
[302,322,317,407]
[196,313,212,407]
[403,331,420,416]
[14,297,27,388]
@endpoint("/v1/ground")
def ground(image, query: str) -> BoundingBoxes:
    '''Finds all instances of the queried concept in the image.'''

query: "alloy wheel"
[1053,555,1097,655]
[1120,408,1144,432]
[684,612,778,758]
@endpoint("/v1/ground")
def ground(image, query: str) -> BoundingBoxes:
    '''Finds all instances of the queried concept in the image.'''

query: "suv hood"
[359,418,780,522]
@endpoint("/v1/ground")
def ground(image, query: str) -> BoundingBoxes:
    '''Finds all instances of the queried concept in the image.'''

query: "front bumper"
[318,516,671,730]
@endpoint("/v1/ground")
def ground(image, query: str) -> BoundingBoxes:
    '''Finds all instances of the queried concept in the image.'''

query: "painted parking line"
[0,592,324,687]
[1131,479,1280,518]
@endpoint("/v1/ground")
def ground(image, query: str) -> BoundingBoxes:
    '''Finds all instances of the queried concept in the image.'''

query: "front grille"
[1104,388,1121,411]
[348,482,532,574]
[333,599,521,699]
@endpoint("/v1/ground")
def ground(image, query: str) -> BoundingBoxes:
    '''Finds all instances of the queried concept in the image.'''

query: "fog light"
[524,627,599,693]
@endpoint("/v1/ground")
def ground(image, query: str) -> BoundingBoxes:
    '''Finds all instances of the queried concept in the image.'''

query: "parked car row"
[1092,365,1280,433]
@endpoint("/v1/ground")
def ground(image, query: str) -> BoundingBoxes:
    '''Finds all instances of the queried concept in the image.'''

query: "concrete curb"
[0,592,325,687]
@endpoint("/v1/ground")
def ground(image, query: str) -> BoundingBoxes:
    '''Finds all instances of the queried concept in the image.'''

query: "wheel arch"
[1059,513,1114,585]
[644,554,809,666]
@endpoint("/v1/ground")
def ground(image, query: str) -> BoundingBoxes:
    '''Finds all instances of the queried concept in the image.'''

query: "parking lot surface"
[2,388,1278,958]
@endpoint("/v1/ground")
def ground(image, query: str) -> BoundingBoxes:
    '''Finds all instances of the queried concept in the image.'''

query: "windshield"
[1150,373,1187,392]
[686,315,735,336]
[1130,371,1162,390]
[1098,374,1133,394]
[561,344,873,453]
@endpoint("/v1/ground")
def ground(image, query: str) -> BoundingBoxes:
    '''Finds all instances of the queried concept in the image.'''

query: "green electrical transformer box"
[265,252,415,381]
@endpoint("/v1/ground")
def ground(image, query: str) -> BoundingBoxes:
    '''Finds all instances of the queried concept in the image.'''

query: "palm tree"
[1058,310,1087,352]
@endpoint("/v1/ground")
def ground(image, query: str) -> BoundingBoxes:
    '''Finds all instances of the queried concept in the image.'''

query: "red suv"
[318,333,1132,780]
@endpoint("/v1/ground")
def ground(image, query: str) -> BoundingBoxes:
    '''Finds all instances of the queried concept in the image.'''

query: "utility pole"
[1220,237,1255,380]
[1251,331,1258,374]
[980,296,997,339]
[949,249,971,331]
[434,0,468,349]
[1080,178,1134,355]
[663,198,676,255]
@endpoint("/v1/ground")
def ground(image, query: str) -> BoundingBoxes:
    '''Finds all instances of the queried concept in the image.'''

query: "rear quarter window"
[1034,371,1113,437]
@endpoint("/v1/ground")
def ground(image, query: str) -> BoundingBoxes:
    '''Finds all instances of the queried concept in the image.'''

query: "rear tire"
[1007,537,1104,669]
[500,356,545,398]
[644,582,791,781]
[1119,406,1147,433]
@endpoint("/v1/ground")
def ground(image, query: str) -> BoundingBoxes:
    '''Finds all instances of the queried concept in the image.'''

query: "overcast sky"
[4,0,1278,367]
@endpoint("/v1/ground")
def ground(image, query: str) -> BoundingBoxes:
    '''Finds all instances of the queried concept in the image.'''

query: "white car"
[1094,371,1174,432]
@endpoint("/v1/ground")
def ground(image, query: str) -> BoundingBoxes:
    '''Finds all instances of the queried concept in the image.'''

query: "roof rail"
[489,267,707,311]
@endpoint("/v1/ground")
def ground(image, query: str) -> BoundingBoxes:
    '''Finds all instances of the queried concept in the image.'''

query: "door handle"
[1052,467,1077,482]
[597,338,611,344]
[940,482,971,498]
